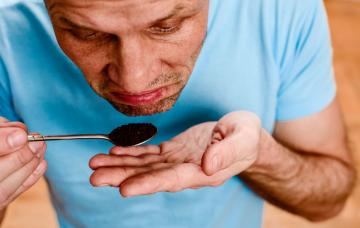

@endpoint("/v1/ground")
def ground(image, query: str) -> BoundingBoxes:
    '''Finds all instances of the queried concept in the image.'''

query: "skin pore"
[46,0,209,116]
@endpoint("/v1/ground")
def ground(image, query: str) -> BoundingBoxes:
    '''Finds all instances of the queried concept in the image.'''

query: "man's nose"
[110,37,157,93]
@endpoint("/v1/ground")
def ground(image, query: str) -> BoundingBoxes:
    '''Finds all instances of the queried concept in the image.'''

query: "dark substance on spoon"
[109,123,157,147]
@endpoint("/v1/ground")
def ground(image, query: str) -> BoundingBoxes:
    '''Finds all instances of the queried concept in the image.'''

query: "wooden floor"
[2,0,360,227]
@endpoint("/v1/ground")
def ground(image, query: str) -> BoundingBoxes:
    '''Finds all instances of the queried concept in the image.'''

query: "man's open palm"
[89,112,261,197]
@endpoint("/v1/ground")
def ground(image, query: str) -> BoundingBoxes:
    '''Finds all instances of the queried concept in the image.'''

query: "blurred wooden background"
[2,0,360,227]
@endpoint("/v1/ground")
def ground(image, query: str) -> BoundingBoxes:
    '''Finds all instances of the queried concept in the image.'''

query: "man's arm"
[240,99,356,221]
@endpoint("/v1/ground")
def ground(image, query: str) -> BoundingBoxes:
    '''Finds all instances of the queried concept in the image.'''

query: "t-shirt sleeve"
[275,0,336,121]
[0,56,21,121]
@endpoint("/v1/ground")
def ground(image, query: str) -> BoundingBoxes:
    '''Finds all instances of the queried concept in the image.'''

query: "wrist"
[242,128,302,180]
[244,129,283,175]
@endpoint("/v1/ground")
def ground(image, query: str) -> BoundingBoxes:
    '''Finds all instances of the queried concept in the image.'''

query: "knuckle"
[1,128,27,151]
[159,141,173,154]
[12,149,33,167]
[19,181,31,191]
[28,157,41,172]
[121,167,135,178]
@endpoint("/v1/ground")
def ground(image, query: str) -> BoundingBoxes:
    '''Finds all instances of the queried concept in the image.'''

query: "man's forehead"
[46,0,195,10]
[45,0,202,23]
[46,0,203,30]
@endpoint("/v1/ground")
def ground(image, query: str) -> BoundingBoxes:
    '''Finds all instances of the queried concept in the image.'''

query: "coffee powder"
[109,123,157,147]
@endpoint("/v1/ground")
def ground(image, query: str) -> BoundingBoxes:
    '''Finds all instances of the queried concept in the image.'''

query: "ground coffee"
[108,123,157,147]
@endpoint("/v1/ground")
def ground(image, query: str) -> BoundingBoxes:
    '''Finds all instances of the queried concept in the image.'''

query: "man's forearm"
[240,129,356,221]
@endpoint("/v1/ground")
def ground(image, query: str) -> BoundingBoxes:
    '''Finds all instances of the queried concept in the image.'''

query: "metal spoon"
[27,123,157,147]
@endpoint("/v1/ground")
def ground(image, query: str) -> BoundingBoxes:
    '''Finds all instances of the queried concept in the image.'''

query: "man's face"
[46,0,209,116]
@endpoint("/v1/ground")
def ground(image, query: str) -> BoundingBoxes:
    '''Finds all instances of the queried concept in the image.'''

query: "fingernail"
[29,142,44,154]
[7,131,27,148]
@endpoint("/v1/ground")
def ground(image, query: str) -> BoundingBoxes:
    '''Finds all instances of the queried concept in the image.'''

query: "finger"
[0,121,27,131]
[90,163,173,187]
[90,166,154,187]
[0,156,40,203]
[202,132,257,176]
[8,160,47,202]
[120,164,212,197]
[0,117,9,123]
[0,141,45,182]
[202,133,243,176]
[0,127,28,155]
[110,145,161,156]
[89,153,164,170]
[28,133,46,160]
[121,162,240,197]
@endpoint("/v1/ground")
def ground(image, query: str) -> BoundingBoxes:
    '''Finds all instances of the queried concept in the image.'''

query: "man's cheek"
[160,33,205,68]
[54,39,107,93]
[54,31,105,70]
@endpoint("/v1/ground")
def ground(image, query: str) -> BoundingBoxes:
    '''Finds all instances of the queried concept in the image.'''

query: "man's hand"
[0,117,47,212]
[89,112,261,197]
[89,100,354,221]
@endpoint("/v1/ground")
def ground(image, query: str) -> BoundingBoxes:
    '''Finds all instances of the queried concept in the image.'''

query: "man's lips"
[111,87,165,106]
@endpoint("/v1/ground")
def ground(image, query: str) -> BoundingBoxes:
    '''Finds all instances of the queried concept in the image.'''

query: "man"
[0,0,356,227]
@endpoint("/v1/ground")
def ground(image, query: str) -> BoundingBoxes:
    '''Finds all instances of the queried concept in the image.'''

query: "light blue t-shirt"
[0,0,335,227]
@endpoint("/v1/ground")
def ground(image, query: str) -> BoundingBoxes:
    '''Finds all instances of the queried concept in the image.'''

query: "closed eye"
[67,28,115,42]
[69,28,100,40]
[148,25,180,34]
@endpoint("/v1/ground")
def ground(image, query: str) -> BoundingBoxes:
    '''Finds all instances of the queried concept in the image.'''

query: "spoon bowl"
[108,123,157,146]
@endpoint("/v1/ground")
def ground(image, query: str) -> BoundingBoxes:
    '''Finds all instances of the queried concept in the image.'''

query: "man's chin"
[108,93,180,117]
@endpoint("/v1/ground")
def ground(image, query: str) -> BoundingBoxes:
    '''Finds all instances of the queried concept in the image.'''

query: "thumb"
[202,134,240,176]
[0,127,28,154]
[202,112,262,176]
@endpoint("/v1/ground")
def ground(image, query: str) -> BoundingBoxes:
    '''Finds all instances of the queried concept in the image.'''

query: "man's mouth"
[111,87,165,106]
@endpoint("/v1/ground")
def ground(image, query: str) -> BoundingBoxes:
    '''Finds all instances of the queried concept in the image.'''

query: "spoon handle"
[28,134,110,142]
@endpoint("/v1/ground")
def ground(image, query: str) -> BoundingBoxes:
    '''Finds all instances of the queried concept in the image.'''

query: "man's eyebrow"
[149,5,192,24]
[58,17,93,30]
